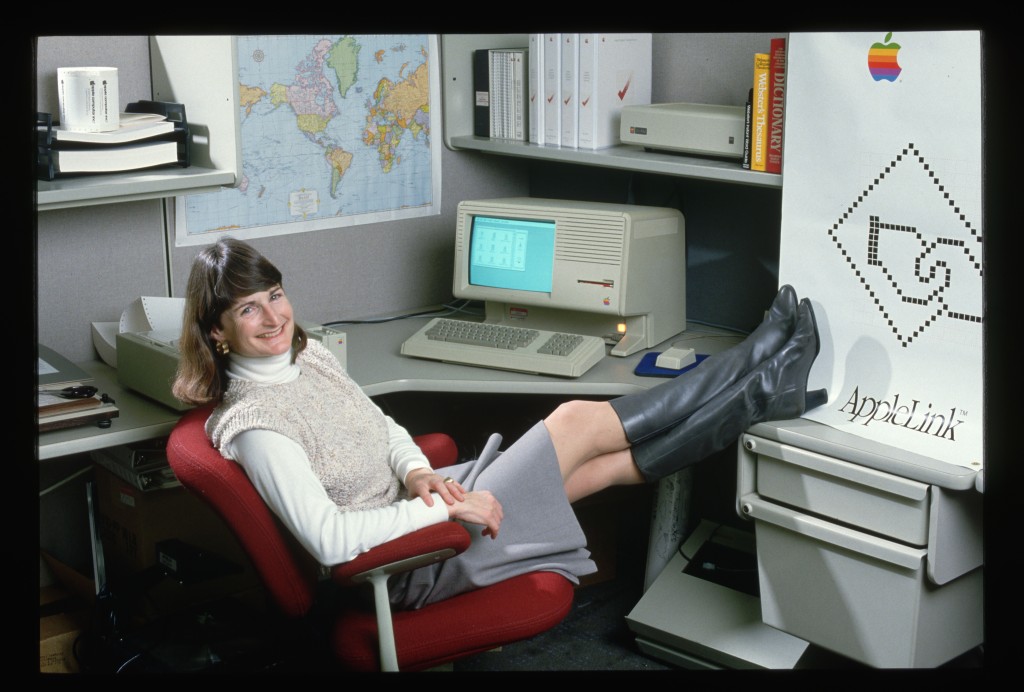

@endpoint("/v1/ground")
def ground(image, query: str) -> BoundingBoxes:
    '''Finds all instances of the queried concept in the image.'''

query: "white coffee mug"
[57,66,120,132]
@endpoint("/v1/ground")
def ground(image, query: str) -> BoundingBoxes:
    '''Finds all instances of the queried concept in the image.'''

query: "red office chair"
[166,405,575,672]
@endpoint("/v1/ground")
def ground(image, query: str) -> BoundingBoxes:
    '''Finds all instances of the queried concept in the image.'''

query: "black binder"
[37,100,191,181]
[473,49,490,138]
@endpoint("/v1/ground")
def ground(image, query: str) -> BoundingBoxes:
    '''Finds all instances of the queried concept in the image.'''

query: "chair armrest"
[329,521,472,671]
[331,522,472,585]
[412,432,459,469]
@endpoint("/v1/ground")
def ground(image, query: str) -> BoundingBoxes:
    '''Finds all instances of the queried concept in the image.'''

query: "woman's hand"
[447,490,503,539]
[405,469,465,507]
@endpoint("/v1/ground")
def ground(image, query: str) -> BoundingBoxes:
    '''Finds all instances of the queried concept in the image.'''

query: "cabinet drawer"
[743,434,930,546]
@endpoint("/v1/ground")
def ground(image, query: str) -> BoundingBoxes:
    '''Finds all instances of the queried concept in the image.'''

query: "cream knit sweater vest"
[207,340,398,511]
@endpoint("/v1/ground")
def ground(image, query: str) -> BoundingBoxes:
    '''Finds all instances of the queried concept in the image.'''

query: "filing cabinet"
[736,419,983,668]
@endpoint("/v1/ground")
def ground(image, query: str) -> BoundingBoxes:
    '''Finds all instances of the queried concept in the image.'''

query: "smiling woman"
[210,285,295,359]
[168,236,823,613]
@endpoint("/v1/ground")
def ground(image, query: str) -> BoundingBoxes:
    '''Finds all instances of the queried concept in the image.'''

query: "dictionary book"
[765,37,786,174]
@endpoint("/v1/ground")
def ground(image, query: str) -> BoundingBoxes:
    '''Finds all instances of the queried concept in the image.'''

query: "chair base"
[333,571,575,672]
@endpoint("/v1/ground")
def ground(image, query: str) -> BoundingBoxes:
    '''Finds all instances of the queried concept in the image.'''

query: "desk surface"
[346,318,742,398]
[37,359,180,461]
[37,319,744,461]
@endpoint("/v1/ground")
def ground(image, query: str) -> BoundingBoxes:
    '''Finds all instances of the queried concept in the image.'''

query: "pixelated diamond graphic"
[827,142,983,348]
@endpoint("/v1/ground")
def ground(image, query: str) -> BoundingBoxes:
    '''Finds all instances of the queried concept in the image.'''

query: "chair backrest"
[166,405,319,617]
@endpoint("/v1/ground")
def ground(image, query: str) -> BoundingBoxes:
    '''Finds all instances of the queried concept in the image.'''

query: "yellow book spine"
[751,52,770,172]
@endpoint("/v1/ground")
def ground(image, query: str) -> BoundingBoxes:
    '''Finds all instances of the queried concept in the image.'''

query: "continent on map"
[326,36,361,98]
[239,84,267,115]
[362,46,431,173]
[275,38,340,138]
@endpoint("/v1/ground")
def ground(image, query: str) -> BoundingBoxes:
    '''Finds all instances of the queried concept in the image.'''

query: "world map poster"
[175,34,441,246]
[779,32,983,470]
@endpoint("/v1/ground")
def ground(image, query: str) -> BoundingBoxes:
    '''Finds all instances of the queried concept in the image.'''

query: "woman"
[172,237,824,610]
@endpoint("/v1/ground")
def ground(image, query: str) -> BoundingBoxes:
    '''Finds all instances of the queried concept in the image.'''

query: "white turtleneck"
[215,348,448,566]
[223,348,299,384]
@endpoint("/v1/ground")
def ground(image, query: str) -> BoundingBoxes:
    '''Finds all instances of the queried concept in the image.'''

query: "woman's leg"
[543,399,644,503]
[543,296,825,497]
[562,448,644,503]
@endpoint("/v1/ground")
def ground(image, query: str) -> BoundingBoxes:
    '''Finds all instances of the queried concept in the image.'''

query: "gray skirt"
[389,421,597,610]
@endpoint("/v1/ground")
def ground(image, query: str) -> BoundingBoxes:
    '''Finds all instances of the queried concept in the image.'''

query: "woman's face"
[210,284,295,358]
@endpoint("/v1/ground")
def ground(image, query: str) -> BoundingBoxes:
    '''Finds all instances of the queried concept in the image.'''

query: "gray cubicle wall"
[35,36,529,364]
[36,34,781,364]
[36,32,781,363]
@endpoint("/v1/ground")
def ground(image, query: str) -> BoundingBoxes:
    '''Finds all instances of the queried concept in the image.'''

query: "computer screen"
[452,197,687,354]
[468,214,555,294]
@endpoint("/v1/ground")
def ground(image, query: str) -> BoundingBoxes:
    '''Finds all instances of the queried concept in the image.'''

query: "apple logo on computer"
[868,32,902,82]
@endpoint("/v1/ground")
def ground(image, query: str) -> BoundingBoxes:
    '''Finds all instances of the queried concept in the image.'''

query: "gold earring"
[215,341,230,356]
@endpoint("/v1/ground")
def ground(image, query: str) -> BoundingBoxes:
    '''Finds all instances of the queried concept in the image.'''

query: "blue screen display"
[468,215,555,293]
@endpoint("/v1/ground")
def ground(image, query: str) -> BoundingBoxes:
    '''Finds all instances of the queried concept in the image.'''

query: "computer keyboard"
[400,318,607,377]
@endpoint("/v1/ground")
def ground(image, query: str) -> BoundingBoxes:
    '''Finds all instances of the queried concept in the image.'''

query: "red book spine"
[766,37,786,174]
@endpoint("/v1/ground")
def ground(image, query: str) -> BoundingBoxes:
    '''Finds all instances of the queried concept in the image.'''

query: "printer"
[117,323,348,411]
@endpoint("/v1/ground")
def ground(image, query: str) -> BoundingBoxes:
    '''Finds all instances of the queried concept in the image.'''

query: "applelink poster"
[778,32,983,470]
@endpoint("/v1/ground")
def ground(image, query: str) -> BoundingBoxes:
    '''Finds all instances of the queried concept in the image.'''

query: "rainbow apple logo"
[868,32,902,82]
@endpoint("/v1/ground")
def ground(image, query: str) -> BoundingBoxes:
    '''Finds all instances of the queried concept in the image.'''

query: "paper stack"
[37,345,118,432]
[37,101,190,180]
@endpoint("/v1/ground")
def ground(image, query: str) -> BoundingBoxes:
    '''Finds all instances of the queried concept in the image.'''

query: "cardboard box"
[39,586,91,674]
[94,464,241,574]
[92,465,260,616]
[40,610,91,673]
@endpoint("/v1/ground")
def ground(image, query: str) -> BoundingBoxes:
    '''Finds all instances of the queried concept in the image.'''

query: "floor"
[74,559,984,675]
[450,575,672,672]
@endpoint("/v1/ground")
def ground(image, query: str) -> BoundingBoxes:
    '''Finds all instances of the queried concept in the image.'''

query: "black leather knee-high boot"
[609,284,800,446]
[630,298,827,482]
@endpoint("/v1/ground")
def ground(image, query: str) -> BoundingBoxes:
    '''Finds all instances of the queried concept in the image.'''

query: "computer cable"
[324,299,481,326]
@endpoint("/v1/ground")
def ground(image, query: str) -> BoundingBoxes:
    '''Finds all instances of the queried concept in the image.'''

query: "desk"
[38,318,745,583]
[37,360,182,461]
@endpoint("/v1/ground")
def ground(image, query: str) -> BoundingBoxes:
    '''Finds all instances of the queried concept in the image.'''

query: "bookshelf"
[36,167,236,212]
[36,36,242,212]
[440,34,781,189]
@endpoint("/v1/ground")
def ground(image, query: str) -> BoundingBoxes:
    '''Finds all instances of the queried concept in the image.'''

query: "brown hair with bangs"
[171,237,307,406]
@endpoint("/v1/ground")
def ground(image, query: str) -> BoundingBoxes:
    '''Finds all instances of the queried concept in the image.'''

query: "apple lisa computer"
[401,197,686,377]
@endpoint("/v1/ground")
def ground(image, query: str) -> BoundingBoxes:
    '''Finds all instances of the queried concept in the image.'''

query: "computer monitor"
[453,197,686,356]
